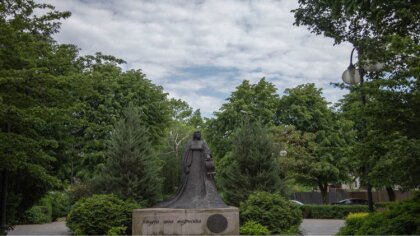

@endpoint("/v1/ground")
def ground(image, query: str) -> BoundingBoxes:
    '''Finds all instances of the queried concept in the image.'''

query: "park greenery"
[66,194,139,235]
[240,192,303,234]
[0,0,418,235]
[337,193,420,235]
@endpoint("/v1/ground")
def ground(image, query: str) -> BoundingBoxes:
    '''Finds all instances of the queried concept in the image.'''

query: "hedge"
[301,205,368,219]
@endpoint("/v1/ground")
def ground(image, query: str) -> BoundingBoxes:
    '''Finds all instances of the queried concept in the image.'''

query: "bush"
[301,205,368,219]
[240,221,270,235]
[374,201,392,210]
[356,194,420,235]
[25,204,52,224]
[66,194,140,235]
[240,192,302,234]
[45,191,71,220]
[107,226,128,236]
[336,212,368,235]
[24,191,71,224]
[336,193,420,235]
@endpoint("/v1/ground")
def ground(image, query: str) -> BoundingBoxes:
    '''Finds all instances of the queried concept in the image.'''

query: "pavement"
[8,221,70,235]
[8,219,345,235]
[299,219,345,235]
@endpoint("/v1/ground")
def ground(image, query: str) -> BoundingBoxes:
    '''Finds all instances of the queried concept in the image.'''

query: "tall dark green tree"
[95,107,162,206]
[218,122,283,206]
[0,0,78,231]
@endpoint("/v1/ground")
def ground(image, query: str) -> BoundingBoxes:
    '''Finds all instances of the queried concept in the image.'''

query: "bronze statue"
[155,131,227,208]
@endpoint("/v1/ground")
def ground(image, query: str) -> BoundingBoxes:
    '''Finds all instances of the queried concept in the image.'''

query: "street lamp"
[341,47,383,213]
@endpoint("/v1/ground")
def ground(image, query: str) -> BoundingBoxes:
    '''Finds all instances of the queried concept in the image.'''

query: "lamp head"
[342,64,362,85]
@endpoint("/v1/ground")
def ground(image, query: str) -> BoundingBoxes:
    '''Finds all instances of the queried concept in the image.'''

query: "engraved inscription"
[142,218,202,226]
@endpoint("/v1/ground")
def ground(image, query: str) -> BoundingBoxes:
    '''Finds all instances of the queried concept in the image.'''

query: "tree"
[293,0,420,194]
[159,123,193,195]
[292,0,418,73]
[69,55,172,180]
[205,78,279,160]
[275,84,353,204]
[94,107,162,206]
[0,0,76,231]
[339,87,420,193]
[218,122,283,206]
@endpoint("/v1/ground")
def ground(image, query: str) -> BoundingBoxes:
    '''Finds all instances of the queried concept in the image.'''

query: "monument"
[132,131,239,235]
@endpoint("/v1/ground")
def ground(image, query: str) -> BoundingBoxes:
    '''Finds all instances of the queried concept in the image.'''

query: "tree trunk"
[386,186,396,202]
[0,170,8,234]
[319,184,329,204]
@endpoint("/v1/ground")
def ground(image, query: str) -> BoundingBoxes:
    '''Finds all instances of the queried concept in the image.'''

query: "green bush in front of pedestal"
[66,194,139,235]
[240,191,302,234]
[240,220,271,235]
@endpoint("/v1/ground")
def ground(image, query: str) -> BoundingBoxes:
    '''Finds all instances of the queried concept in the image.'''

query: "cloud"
[42,0,352,117]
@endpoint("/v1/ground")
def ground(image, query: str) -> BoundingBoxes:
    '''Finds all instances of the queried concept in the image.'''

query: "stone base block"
[132,207,239,235]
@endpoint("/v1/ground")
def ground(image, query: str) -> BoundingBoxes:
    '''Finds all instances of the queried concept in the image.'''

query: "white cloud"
[42,0,352,117]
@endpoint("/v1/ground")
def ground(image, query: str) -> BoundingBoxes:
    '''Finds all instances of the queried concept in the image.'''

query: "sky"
[42,0,353,117]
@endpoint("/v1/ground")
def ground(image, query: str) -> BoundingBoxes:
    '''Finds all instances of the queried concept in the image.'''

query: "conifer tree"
[96,107,162,206]
[218,121,283,206]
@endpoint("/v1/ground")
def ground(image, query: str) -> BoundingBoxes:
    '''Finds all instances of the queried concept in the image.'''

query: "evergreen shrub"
[66,194,139,235]
[301,204,368,219]
[336,212,368,235]
[240,221,270,235]
[336,192,420,235]
[24,204,52,224]
[240,191,302,234]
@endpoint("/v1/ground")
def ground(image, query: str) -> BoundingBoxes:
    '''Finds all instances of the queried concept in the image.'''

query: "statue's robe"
[155,139,227,208]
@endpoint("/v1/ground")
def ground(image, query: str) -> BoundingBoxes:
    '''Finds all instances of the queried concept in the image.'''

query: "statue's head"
[193,131,201,140]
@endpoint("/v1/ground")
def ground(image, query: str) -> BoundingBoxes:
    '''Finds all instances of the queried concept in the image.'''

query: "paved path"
[8,221,70,235]
[299,219,345,235]
[9,219,344,235]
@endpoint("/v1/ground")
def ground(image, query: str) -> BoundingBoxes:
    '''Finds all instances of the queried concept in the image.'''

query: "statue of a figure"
[156,131,227,208]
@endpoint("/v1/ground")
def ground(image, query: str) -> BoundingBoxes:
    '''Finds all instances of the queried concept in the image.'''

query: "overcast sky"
[42,0,353,117]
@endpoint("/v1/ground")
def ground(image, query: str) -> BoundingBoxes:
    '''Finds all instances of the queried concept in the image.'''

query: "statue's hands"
[184,166,190,174]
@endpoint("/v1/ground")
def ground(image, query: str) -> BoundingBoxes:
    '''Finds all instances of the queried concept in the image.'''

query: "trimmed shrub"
[66,194,140,235]
[240,192,302,234]
[301,205,368,219]
[240,221,270,235]
[374,201,392,210]
[336,212,368,235]
[25,204,52,224]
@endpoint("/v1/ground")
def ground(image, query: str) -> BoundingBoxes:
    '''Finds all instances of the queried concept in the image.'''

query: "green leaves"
[218,122,283,206]
[94,107,162,206]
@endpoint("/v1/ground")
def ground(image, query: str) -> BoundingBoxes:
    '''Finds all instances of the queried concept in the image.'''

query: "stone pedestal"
[132,207,239,235]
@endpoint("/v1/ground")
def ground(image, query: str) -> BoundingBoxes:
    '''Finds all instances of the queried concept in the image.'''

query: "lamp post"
[342,48,383,213]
